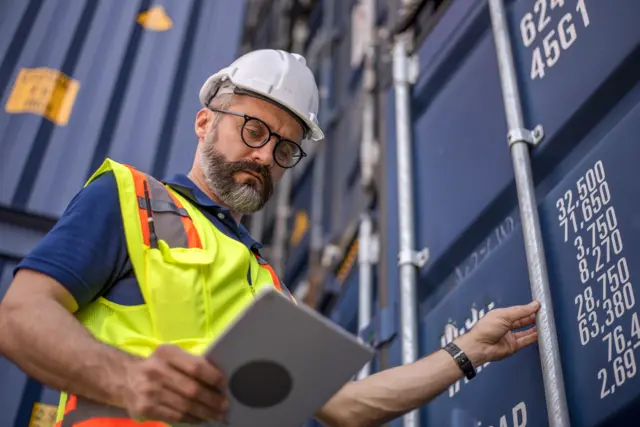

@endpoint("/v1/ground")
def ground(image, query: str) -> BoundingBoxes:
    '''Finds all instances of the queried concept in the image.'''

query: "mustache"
[226,160,271,183]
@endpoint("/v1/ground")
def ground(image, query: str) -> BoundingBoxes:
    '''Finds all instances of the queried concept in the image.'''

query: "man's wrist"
[453,334,487,367]
[101,347,140,408]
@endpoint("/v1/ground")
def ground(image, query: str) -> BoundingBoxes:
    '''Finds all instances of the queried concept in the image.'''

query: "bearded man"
[0,49,540,427]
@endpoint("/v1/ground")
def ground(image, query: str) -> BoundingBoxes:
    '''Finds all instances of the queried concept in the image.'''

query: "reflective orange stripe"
[65,395,78,414]
[254,253,282,292]
[167,190,202,249]
[263,263,283,292]
[57,395,168,427]
[125,165,151,247]
[73,418,166,427]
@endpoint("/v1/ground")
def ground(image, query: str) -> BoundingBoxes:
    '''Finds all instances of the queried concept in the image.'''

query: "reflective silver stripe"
[137,196,188,216]
[144,175,189,248]
[61,396,130,426]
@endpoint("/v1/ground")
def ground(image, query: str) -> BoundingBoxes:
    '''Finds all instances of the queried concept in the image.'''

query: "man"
[0,49,540,426]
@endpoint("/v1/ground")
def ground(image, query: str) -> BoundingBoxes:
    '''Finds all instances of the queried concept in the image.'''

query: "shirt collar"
[162,173,263,250]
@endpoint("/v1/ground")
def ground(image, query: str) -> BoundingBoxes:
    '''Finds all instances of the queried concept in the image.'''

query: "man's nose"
[250,137,276,167]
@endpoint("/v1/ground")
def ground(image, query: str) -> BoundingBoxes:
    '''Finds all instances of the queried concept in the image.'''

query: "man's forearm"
[317,336,484,427]
[0,294,138,408]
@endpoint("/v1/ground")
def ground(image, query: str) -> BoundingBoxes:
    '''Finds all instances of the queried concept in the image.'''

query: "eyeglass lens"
[242,118,302,167]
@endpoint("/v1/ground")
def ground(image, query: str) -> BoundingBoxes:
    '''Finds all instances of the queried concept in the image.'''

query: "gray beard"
[198,131,274,215]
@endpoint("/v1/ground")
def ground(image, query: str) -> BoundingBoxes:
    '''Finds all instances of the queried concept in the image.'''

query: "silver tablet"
[202,287,375,427]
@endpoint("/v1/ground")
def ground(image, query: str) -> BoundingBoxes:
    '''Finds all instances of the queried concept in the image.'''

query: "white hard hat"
[199,49,324,142]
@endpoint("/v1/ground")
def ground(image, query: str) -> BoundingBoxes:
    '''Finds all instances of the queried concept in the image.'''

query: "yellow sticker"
[290,210,310,247]
[5,67,79,126]
[137,5,173,31]
[29,402,58,427]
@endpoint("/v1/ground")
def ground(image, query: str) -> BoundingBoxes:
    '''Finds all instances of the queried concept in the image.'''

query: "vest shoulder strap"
[124,164,202,249]
[86,159,202,250]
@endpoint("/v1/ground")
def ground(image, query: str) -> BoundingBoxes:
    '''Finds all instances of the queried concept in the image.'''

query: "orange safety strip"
[254,254,282,292]
[65,395,78,414]
[73,418,166,427]
[125,165,151,247]
[56,395,167,427]
[167,191,202,249]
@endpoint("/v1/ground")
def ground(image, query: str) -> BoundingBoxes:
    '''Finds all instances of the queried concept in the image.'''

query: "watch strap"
[443,342,476,380]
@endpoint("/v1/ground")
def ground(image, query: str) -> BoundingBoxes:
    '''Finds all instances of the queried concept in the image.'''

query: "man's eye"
[245,127,265,138]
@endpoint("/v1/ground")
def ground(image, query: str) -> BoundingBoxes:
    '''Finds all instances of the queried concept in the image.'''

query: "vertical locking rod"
[488,1,570,426]
[392,32,420,427]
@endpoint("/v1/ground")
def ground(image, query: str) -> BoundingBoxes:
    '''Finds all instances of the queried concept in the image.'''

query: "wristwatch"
[443,342,476,380]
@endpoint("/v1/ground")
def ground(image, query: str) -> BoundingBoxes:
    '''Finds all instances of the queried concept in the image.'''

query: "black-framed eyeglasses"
[208,107,307,168]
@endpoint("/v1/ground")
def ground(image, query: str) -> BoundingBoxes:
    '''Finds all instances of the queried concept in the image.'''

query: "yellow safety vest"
[55,158,294,426]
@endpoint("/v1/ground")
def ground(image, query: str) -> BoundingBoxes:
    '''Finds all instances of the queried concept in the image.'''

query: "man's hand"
[315,300,542,427]
[123,344,229,424]
[457,300,541,366]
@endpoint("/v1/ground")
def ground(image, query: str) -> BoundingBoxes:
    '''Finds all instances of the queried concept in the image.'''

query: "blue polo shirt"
[14,171,262,309]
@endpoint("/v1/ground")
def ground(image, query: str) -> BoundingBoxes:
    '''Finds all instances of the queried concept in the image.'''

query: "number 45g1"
[520,0,591,81]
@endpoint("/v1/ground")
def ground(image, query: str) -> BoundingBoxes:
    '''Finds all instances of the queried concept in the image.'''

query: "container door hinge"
[507,124,544,147]
[359,303,398,349]
[398,247,429,268]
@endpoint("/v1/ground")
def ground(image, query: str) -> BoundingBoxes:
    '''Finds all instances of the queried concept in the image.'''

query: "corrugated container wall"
[242,0,640,426]
[0,0,246,425]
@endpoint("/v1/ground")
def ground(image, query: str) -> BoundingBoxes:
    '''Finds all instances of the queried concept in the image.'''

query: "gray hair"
[208,81,236,128]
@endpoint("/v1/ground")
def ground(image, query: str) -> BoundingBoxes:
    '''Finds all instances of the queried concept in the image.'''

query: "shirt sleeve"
[14,171,130,309]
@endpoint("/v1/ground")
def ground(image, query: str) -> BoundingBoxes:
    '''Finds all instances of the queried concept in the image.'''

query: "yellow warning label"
[137,5,173,31]
[290,210,310,247]
[5,68,79,126]
[29,402,57,427]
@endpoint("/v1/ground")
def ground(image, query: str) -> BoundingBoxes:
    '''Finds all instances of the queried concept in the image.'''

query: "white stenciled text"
[519,0,591,80]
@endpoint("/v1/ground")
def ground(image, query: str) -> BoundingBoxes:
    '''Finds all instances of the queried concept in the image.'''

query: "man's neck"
[186,169,243,224]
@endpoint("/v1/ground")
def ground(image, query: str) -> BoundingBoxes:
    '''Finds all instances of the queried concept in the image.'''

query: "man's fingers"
[515,328,539,349]
[158,386,223,423]
[157,345,226,390]
[502,300,541,323]
[512,313,537,330]
[161,366,228,410]
[514,326,537,340]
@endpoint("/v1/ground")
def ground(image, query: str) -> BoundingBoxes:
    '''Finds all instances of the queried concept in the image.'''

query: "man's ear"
[195,108,211,139]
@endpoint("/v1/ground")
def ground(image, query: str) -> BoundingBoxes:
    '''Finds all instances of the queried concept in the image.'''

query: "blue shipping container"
[380,0,640,426]
[0,0,246,425]
[244,0,640,426]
